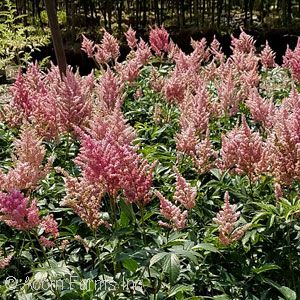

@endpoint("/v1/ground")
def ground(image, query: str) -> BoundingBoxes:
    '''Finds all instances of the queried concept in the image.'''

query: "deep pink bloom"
[149,26,170,55]
[0,190,40,231]
[75,109,155,206]
[39,236,55,248]
[41,214,59,239]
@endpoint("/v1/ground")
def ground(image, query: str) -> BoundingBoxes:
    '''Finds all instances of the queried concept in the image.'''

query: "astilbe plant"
[39,214,59,248]
[155,168,196,229]
[266,105,300,186]
[149,25,170,56]
[0,190,40,231]
[245,88,275,129]
[192,130,217,174]
[155,190,188,230]
[0,126,53,191]
[213,191,247,245]
[283,37,300,82]
[74,108,155,206]
[218,116,267,180]
[81,30,120,66]
[125,26,138,50]
[173,167,196,210]
[9,63,94,139]
[95,68,124,111]
[59,168,106,230]
[0,252,14,270]
[260,41,276,69]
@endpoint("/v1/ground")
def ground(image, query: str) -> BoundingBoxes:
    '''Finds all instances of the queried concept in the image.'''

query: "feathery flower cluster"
[260,41,276,69]
[218,116,266,180]
[149,26,170,56]
[192,130,217,174]
[10,64,94,138]
[0,190,40,231]
[283,38,300,82]
[246,88,275,129]
[155,168,196,229]
[155,190,188,230]
[0,126,52,191]
[266,105,300,185]
[213,192,247,245]
[173,167,196,210]
[96,68,123,110]
[39,214,59,248]
[74,109,155,206]
[82,31,119,65]
[125,26,138,49]
[60,168,105,230]
[0,252,14,270]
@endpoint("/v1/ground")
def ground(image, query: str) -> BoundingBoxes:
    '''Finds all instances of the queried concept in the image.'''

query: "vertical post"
[44,0,67,77]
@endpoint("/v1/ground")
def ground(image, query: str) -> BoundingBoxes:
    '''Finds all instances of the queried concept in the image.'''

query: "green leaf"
[192,243,219,253]
[277,286,297,300]
[252,264,281,274]
[264,279,297,300]
[213,295,230,300]
[168,284,193,297]
[163,253,180,285]
[149,252,168,267]
[122,258,139,273]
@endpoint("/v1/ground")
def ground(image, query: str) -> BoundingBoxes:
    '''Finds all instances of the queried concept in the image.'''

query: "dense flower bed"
[0,27,299,299]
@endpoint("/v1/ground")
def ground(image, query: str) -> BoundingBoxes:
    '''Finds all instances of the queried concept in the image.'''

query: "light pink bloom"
[101,30,120,61]
[173,167,196,210]
[231,28,256,54]
[246,88,275,129]
[135,39,152,65]
[260,41,276,69]
[125,26,138,49]
[0,253,14,269]
[218,116,266,180]
[213,192,247,245]
[96,68,123,110]
[0,126,53,191]
[175,125,198,155]
[192,130,217,174]
[283,38,300,82]
[155,190,188,230]
[163,73,185,103]
[81,35,95,58]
